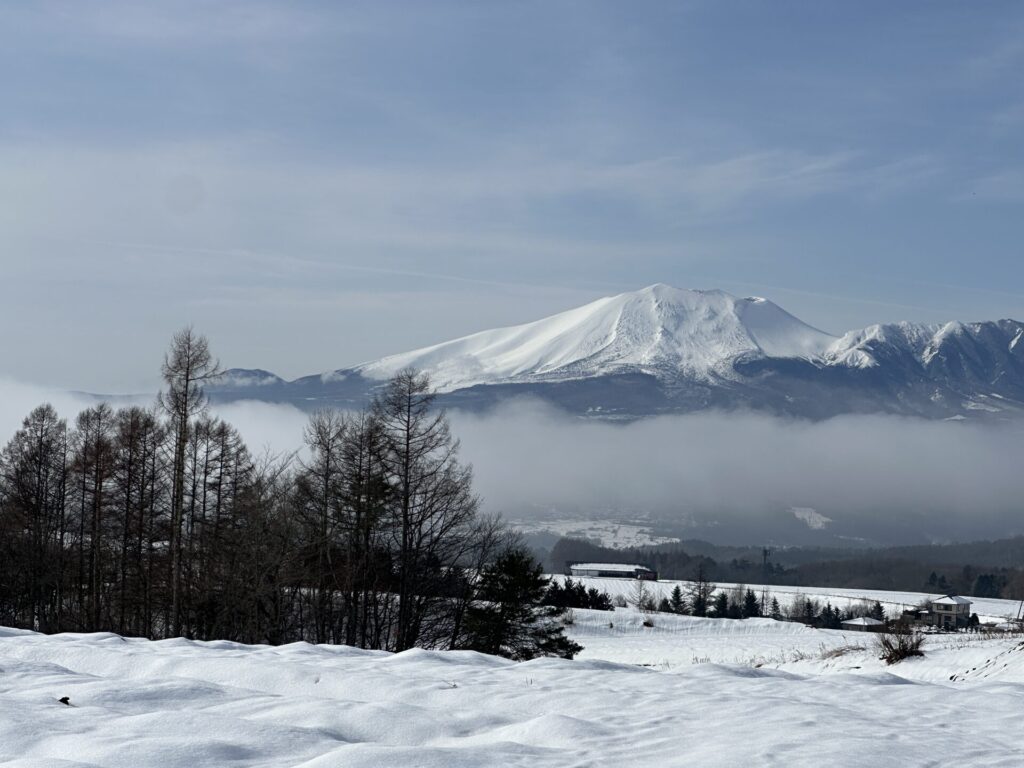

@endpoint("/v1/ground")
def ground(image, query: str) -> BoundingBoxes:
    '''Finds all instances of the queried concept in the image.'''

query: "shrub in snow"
[876,630,925,665]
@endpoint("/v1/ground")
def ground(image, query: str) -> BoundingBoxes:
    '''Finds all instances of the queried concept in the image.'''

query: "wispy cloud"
[0,141,931,249]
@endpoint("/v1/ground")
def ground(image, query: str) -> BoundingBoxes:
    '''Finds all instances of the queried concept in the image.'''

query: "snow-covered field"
[555,574,1024,624]
[512,518,680,548]
[4,603,1024,767]
[567,606,1022,670]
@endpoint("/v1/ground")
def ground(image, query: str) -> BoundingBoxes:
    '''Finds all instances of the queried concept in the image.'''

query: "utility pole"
[760,547,773,613]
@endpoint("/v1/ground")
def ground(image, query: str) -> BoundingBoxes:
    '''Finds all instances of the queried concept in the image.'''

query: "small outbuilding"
[841,616,885,632]
[569,563,658,580]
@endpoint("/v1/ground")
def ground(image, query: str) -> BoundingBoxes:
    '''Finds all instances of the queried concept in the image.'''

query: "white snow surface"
[823,318,1000,370]
[353,284,836,392]
[4,586,1024,767]
[511,519,680,549]
[824,322,934,368]
[790,506,833,530]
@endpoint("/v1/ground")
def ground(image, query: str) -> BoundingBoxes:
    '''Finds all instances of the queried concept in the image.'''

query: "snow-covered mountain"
[210,284,1024,420]
[355,284,835,390]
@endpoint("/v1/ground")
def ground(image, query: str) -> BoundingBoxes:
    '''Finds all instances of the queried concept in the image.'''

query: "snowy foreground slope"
[4,610,1024,767]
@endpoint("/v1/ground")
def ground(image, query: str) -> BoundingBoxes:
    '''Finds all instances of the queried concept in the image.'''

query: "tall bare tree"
[373,369,479,651]
[157,327,222,636]
[336,411,390,648]
[297,409,347,643]
[109,406,165,636]
[71,403,116,630]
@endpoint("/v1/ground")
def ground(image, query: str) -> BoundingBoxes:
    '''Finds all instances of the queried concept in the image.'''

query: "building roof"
[570,563,653,573]
[842,617,884,626]
[931,595,972,606]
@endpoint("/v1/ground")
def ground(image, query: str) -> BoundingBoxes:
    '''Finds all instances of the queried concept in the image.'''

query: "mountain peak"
[353,284,835,391]
[634,283,732,302]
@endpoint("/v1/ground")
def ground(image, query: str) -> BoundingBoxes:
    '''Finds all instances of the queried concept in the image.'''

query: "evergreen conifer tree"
[869,601,885,622]
[742,589,760,618]
[587,587,613,611]
[669,584,686,614]
[713,591,729,617]
[686,564,714,617]
[463,547,582,660]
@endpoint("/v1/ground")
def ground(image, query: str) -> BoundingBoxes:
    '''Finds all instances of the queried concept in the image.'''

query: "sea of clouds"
[2,380,1020,543]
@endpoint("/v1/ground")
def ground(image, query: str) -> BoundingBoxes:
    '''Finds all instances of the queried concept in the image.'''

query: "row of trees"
[624,574,887,626]
[543,577,614,611]
[0,329,577,659]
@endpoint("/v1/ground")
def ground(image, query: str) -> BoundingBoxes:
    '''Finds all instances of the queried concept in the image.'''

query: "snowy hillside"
[4,613,1024,766]
[210,284,1024,420]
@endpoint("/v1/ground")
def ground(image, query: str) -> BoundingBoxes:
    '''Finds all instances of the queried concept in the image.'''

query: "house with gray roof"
[929,594,972,629]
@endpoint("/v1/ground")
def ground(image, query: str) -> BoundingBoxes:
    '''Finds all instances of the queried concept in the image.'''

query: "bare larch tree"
[157,327,222,636]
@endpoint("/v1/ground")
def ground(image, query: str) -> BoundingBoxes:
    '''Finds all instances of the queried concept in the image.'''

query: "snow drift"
[3,608,1024,766]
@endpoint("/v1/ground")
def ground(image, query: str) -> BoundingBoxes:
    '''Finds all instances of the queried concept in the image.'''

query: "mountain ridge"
[210,285,1024,420]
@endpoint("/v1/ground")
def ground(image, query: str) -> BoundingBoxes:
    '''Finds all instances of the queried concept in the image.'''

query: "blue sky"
[2,1,1022,390]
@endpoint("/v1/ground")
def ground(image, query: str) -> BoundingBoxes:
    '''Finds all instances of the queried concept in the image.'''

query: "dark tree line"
[543,577,614,611]
[0,330,577,659]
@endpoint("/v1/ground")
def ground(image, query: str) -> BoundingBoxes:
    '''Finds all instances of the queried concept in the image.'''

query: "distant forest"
[0,330,576,660]
[546,535,1024,600]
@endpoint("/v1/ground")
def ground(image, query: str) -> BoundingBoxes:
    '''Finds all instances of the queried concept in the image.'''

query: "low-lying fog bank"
[2,379,1020,545]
